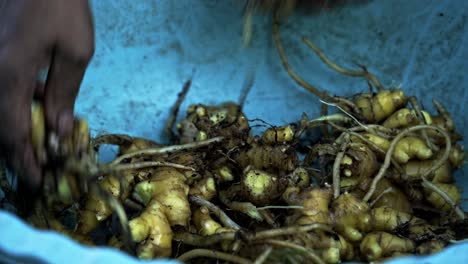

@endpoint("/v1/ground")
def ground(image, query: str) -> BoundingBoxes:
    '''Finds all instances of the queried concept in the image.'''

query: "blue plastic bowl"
[1,1,466,263]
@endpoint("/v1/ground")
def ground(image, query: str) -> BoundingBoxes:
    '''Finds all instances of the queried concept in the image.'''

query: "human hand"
[0,0,94,195]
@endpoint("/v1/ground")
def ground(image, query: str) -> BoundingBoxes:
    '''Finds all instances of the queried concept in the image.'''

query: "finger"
[9,138,43,214]
[0,64,42,192]
[2,83,43,215]
[43,46,94,140]
[43,0,94,139]
[5,104,42,192]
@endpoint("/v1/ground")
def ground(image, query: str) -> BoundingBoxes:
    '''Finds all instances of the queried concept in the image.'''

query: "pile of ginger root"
[1,82,466,264]
[1,9,468,264]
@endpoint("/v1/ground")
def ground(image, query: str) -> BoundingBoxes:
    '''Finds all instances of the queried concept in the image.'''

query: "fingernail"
[57,111,74,138]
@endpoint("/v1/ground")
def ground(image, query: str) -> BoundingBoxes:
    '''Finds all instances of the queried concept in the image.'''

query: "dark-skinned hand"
[0,0,95,207]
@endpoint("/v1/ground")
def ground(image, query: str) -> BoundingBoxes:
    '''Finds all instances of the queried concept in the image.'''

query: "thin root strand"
[177,249,253,264]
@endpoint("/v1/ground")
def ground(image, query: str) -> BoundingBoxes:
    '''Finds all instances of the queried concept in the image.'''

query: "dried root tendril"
[363,125,451,203]
[165,77,192,143]
[89,184,135,254]
[328,122,395,139]
[189,195,241,230]
[174,231,236,247]
[273,10,327,99]
[328,96,363,118]
[320,100,367,129]
[258,239,325,264]
[257,205,304,210]
[174,224,333,247]
[433,99,455,130]
[348,131,403,173]
[253,246,273,264]
[111,137,224,165]
[177,249,253,264]
[297,113,351,138]
[369,187,394,208]
[91,134,134,150]
[333,133,350,198]
[253,224,333,241]
[302,36,383,92]
[112,161,195,172]
[409,96,436,151]
[421,177,464,220]
[220,186,263,222]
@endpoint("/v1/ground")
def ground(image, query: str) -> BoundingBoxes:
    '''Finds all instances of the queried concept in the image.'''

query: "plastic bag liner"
[1,0,467,263]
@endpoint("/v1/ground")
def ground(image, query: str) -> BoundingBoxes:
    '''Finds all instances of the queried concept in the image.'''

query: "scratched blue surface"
[1,0,467,263]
